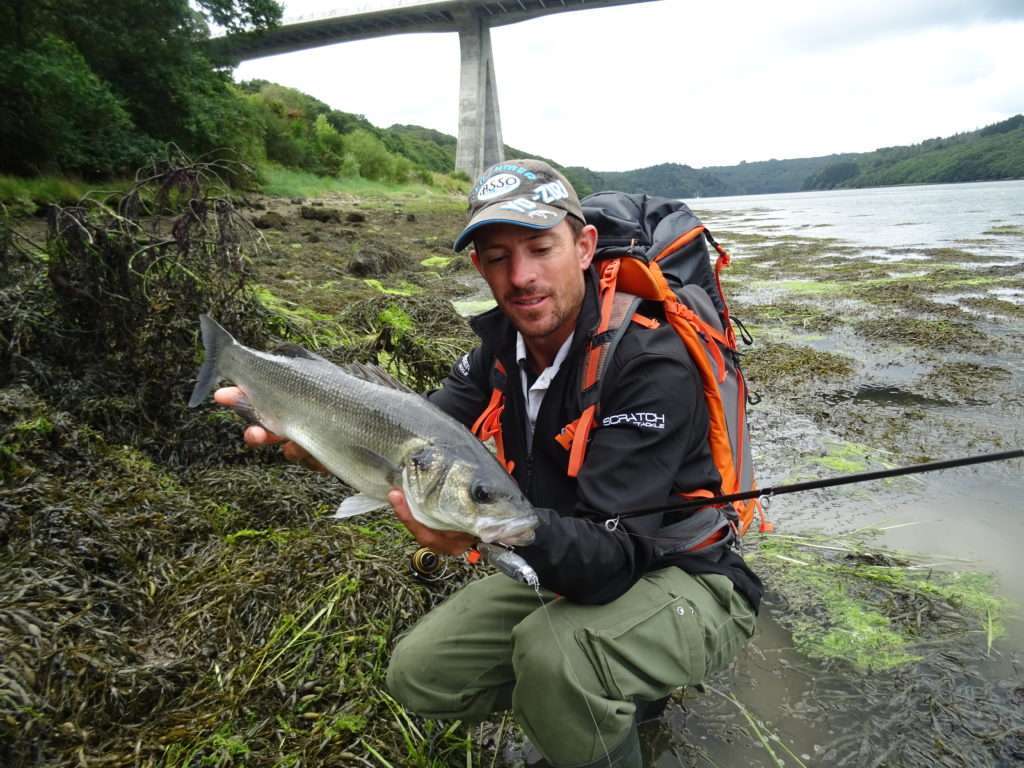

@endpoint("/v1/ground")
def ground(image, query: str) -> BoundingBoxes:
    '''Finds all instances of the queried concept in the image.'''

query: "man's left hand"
[388,489,476,555]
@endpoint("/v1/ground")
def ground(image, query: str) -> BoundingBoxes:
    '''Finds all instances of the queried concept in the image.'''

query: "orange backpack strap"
[470,359,515,475]
[705,230,739,349]
[557,258,646,477]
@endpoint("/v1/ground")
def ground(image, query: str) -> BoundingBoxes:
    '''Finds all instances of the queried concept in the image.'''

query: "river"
[696,179,1024,261]
[645,180,1024,768]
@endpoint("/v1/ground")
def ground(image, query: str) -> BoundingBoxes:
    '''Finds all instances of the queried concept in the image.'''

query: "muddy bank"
[672,206,1024,767]
[0,175,489,767]
[2,177,1022,767]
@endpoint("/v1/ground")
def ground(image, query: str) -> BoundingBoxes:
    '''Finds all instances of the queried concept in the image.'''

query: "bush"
[345,129,395,182]
[313,114,346,176]
[391,155,412,184]
[340,153,361,179]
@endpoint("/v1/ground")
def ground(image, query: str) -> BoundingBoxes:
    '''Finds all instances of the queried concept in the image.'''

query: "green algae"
[452,297,497,317]
[377,304,415,341]
[420,255,453,269]
[983,225,1024,236]
[363,278,421,296]
[253,285,354,349]
[734,300,840,333]
[748,531,1009,672]
[775,279,846,295]
[810,440,877,473]
[960,295,1024,319]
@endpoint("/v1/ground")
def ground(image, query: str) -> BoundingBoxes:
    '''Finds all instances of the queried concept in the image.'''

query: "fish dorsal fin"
[272,342,332,364]
[341,362,417,394]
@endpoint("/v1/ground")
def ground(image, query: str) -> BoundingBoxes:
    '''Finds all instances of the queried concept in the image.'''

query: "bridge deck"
[218,0,655,60]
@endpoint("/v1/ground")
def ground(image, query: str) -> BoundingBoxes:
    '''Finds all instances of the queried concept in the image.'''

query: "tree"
[0,0,281,176]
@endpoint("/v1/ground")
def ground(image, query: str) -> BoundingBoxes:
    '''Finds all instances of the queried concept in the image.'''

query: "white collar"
[515,331,575,384]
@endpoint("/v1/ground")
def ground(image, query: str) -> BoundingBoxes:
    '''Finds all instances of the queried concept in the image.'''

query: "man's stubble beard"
[507,278,584,343]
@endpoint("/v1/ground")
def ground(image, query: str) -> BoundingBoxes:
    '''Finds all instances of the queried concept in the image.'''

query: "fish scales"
[190,315,539,546]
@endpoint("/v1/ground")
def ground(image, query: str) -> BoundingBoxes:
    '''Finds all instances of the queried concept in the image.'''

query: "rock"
[253,211,288,229]
[406,213,417,222]
[301,206,341,223]
[290,197,305,205]
[251,201,267,211]
[348,252,380,277]
[348,245,410,277]
[346,212,367,224]
[311,201,324,207]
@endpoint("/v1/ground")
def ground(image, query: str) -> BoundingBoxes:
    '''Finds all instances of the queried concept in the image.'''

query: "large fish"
[189,315,538,546]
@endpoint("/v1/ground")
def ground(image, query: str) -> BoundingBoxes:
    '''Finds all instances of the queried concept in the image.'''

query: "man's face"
[471,220,596,346]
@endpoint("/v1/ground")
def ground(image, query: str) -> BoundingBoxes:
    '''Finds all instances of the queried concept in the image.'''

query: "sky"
[233,0,1024,172]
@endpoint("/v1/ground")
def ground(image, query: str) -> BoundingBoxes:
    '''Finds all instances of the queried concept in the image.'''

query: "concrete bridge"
[215,0,655,179]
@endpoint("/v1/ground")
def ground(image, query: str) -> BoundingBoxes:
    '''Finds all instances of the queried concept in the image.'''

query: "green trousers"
[386,567,757,767]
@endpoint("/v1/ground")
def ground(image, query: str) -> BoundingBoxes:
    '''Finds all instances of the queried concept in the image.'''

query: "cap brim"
[453,203,567,252]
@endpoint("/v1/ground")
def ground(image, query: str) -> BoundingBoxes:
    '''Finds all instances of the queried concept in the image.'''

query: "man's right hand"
[214,386,328,474]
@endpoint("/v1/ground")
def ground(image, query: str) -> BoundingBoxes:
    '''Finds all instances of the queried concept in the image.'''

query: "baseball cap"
[453,159,584,251]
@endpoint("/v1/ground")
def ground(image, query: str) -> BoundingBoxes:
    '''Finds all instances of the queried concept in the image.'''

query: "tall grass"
[258,164,468,203]
[0,174,139,216]
[0,175,85,214]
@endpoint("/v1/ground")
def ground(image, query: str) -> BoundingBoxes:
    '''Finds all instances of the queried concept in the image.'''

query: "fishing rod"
[408,449,1021,582]
[611,448,1024,522]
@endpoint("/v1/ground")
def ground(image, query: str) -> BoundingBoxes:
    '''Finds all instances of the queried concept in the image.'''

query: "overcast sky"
[233,0,1024,171]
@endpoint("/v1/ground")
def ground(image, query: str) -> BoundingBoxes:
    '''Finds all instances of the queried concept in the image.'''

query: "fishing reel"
[410,546,448,582]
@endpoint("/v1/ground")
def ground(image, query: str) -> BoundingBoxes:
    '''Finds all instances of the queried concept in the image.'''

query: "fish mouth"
[476,516,537,546]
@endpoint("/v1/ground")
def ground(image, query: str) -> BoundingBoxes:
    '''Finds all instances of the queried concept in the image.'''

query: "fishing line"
[530,583,616,768]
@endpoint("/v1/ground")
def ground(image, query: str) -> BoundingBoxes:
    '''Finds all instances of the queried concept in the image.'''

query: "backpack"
[471,192,771,549]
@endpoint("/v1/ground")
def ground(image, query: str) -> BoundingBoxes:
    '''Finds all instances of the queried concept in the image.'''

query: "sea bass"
[188,315,538,545]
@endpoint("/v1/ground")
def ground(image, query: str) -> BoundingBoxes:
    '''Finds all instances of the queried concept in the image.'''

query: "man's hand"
[388,489,476,556]
[214,386,328,474]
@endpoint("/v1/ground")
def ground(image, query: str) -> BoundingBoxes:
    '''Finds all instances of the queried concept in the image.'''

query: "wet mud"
[647,202,1024,767]
[2,176,1022,766]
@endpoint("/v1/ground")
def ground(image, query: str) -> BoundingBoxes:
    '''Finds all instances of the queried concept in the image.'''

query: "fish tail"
[189,314,235,408]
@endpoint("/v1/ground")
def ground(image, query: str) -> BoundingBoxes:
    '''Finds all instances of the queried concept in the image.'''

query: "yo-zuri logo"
[475,173,521,201]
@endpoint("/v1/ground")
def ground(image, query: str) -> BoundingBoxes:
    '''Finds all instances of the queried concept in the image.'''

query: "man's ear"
[469,249,482,275]
[577,224,598,270]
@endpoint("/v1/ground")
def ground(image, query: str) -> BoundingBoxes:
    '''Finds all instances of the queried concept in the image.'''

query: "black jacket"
[429,268,762,610]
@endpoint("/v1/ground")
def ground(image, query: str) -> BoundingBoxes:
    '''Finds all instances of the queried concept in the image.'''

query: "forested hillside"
[802,115,1024,190]
[0,0,282,179]
[564,163,729,199]
[1,1,1019,199]
[0,2,468,191]
[574,117,1023,197]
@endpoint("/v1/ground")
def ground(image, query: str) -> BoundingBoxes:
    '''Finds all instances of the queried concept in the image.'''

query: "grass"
[258,164,467,209]
[854,317,991,352]
[0,174,132,215]
[742,340,856,388]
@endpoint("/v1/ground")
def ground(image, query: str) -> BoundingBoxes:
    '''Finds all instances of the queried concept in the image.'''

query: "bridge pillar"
[455,11,504,181]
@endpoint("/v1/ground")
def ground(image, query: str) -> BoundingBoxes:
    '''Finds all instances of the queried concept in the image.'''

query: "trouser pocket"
[575,577,708,703]
[694,573,757,675]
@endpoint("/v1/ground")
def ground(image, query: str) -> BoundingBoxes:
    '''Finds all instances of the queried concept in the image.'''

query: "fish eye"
[471,483,494,504]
